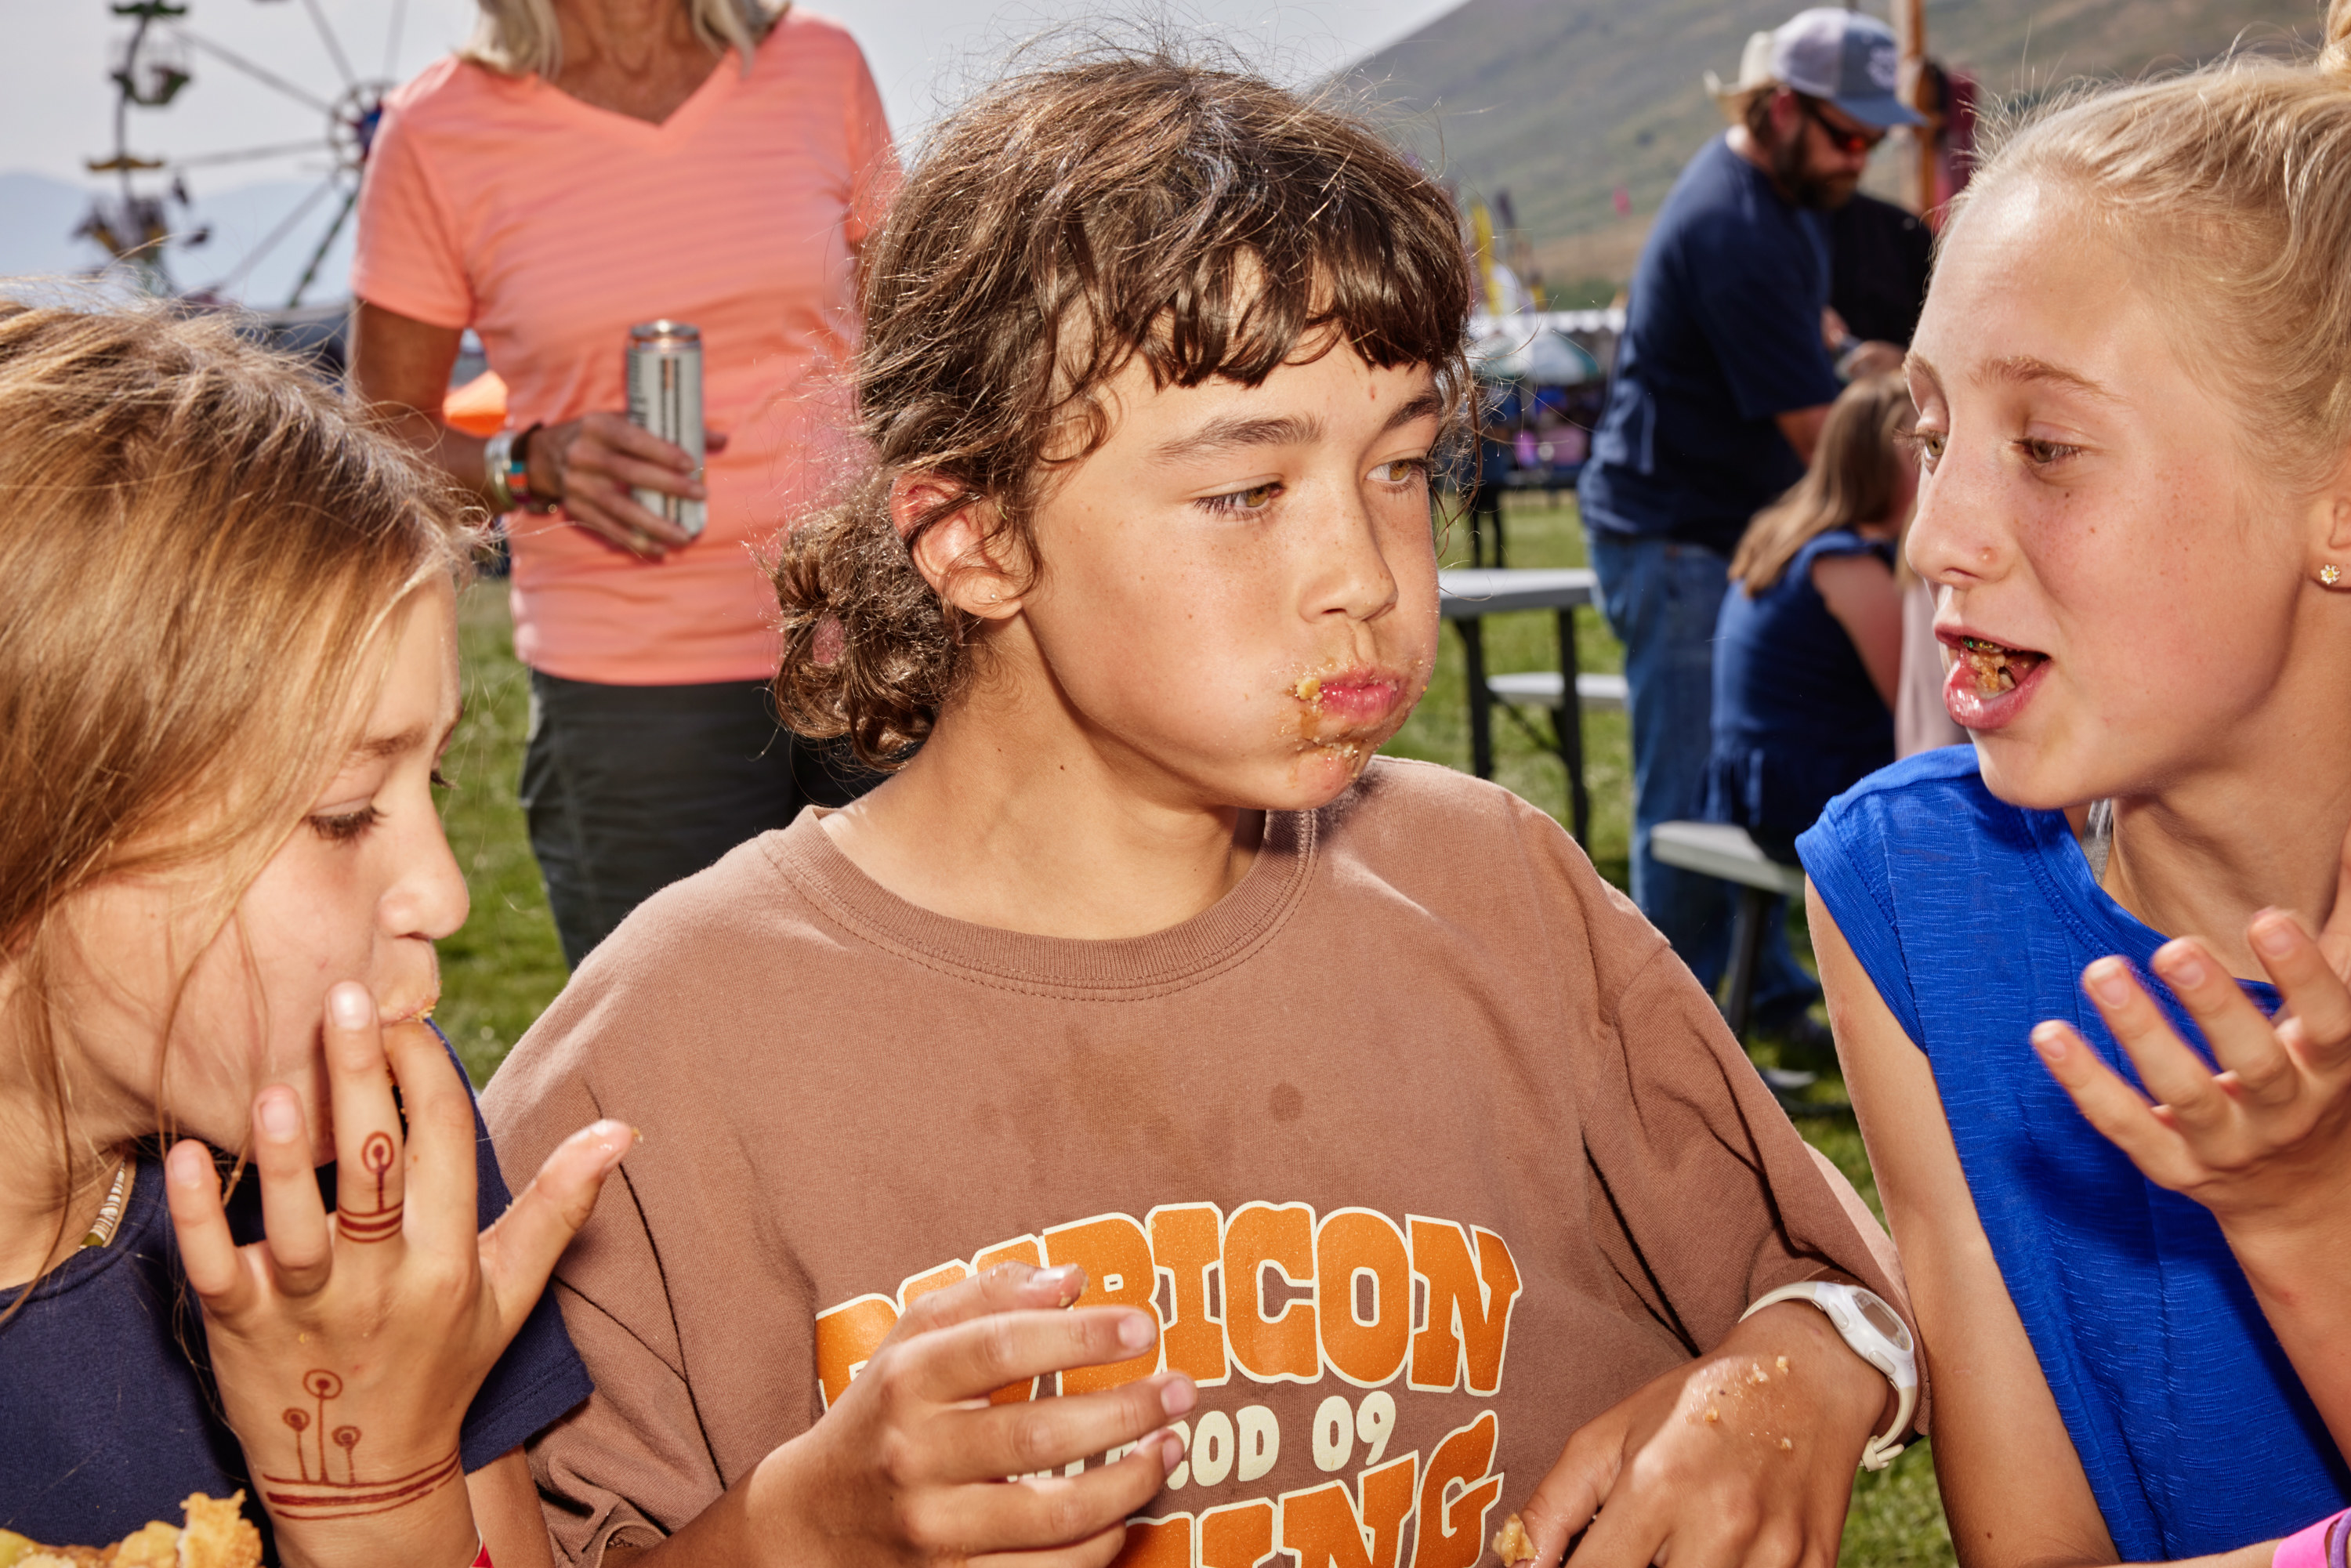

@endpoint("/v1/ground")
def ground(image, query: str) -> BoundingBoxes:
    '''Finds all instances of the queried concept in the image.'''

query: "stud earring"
[2324,563,2344,588]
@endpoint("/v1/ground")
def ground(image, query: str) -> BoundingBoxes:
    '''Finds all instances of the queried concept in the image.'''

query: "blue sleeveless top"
[1706,530,1894,841]
[1798,748,2349,1556]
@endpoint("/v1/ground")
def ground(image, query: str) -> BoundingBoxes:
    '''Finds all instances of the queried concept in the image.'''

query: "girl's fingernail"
[2033,1023,2070,1063]
[1038,1263,1084,1300]
[259,1092,302,1140]
[1118,1311,1157,1350]
[2161,945,2210,988]
[1159,1430,1188,1473]
[2085,959,2131,1008]
[2254,915,2298,958]
[1161,1375,1197,1416]
[328,983,374,1030]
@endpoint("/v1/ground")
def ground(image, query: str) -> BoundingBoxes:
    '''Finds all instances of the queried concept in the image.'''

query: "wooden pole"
[1895,0,1933,215]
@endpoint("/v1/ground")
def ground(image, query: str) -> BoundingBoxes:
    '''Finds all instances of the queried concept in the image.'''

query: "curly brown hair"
[770,48,1476,766]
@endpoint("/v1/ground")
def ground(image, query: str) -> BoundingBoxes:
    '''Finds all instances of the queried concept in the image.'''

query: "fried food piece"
[102,1525,177,1568]
[0,1493,258,1568]
[171,1495,259,1568]
[1491,1512,1538,1565]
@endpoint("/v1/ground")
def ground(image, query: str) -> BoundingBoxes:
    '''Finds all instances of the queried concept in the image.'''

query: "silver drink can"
[625,320,706,537]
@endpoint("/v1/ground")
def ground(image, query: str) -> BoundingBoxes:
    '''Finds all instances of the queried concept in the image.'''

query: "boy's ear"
[889,473,1027,620]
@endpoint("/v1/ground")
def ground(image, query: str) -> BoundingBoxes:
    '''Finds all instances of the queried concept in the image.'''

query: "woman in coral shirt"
[352,0,895,966]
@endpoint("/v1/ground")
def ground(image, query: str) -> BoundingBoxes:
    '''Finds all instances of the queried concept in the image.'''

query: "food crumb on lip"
[1292,675,1322,703]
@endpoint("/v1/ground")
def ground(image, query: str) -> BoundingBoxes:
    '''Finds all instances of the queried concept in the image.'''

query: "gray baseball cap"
[1767,9,1923,129]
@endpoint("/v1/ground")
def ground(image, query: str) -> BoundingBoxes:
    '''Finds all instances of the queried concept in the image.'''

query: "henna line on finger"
[335,1132,401,1243]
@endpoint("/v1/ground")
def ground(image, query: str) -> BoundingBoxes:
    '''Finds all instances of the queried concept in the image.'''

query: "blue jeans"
[1585,528,1817,1025]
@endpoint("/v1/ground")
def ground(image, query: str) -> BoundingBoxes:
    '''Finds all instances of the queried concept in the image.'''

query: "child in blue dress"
[0,300,626,1564]
[1803,9,2351,1562]
[1708,373,1913,867]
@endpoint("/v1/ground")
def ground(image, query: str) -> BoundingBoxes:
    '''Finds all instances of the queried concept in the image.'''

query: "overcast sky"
[3,0,1460,187]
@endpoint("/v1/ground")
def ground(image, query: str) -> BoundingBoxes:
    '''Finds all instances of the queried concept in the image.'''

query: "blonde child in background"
[0,301,627,1566]
[1806,3,2351,1559]
[489,49,1923,1568]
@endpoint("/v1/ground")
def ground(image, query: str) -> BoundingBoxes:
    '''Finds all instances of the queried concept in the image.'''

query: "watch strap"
[507,422,555,512]
[1741,1281,1918,1472]
[482,429,516,512]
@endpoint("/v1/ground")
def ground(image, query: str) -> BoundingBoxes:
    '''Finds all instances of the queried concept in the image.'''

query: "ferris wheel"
[83,0,411,306]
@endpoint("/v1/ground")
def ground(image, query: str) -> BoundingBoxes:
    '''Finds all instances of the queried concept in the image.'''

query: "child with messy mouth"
[1803,10,2351,1560]
[484,45,1921,1568]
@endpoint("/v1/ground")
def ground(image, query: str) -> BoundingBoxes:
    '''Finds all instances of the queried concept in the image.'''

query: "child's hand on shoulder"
[2034,902,2351,1248]
[1509,1302,1889,1567]
[164,982,632,1568]
[744,1262,1193,1567]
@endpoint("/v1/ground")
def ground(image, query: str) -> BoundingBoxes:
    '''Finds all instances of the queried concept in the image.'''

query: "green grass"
[433,581,572,1088]
[432,503,1952,1563]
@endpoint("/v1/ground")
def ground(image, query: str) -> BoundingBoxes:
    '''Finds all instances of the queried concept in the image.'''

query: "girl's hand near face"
[164,982,633,1568]
[1512,1302,1890,1568]
[2034,900,2351,1450]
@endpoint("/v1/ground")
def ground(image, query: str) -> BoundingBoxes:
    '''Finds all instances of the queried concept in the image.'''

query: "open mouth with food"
[1958,636,2045,695]
[1943,633,2049,729]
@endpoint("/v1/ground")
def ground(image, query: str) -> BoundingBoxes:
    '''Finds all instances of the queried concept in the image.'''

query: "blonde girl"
[0,299,624,1565]
[1802,4,2351,1561]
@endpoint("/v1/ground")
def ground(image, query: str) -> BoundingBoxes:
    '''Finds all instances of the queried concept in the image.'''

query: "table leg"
[1458,616,1494,780]
[1555,608,1590,846]
[1724,885,1767,1041]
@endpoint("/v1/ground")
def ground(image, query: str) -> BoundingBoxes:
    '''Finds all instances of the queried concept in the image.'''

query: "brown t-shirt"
[484,759,1911,1566]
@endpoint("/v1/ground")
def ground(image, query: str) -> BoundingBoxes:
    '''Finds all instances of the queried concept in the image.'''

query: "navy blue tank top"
[1706,529,1893,842]
[0,1030,592,1549]
[1799,749,2349,1556]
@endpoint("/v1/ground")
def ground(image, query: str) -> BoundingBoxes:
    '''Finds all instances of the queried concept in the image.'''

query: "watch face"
[1856,1293,1911,1350]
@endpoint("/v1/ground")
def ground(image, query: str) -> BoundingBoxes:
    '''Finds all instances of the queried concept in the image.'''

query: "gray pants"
[520,672,880,967]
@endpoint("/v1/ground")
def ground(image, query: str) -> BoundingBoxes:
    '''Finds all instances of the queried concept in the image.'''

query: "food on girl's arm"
[0,1493,261,1568]
[1491,1513,1538,1565]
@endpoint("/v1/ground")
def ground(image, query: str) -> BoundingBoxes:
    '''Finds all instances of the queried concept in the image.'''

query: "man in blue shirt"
[1579,8,1916,1037]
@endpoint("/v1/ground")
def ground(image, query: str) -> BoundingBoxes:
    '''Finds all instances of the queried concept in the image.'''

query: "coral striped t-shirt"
[353,13,895,685]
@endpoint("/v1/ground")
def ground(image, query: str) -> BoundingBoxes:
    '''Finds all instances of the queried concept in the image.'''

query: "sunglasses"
[1799,96,1884,155]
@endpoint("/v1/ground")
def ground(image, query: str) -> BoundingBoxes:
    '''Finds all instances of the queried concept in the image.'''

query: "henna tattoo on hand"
[335,1132,401,1244]
[266,1368,460,1519]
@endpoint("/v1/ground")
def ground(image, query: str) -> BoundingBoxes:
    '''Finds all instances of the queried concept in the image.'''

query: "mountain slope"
[1351,0,2327,274]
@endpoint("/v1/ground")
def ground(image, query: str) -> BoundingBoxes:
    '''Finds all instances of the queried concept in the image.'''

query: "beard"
[1769,131,1860,211]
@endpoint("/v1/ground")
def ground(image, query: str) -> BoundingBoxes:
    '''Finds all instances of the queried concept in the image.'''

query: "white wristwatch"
[1740,1281,1918,1472]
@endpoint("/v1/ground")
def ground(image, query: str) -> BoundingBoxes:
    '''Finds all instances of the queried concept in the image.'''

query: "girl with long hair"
[0,298,624,1564]
[1806,4,2351,1558]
